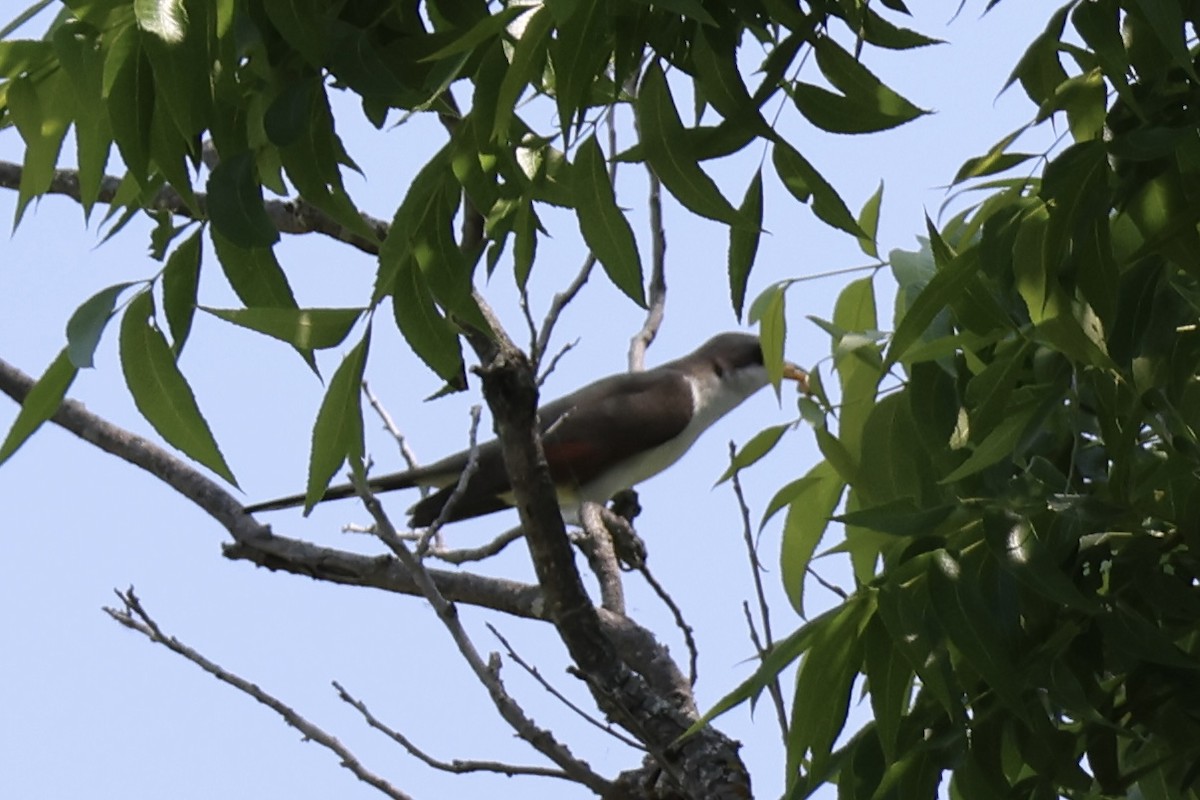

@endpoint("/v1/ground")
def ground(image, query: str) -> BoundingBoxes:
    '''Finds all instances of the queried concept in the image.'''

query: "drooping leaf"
[304,329,370,512]
[772,140,864,236]
[119,291,237,485]
[133,0,186,43]
[391,259,466,386]
[0,348,78,466]
[780,460,845,614]
[52,21,113,218]
[573,135,645,306]
[162,227,202,355]
[792,36,928,133]
[205,152,279,248]
[637,62,743,225]
[729,169,764,320]
[66,282,137,369]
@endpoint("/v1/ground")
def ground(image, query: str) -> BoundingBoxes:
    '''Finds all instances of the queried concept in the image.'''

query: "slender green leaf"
[573,135,645,306]
[637,62,742,225]
[203,307,364,350]
[0,348,78,465]
[717,424,789,483]
[750,284,787,391]
[6,71,73,225]
[772,141,863,236]
[857,182,883,258]
[421,5,524,62]
[780,460,844,614]
[862,613,912,762]
[119,292,237,485]
[492,6,552,141]
[162,227,202,355]
[886,247,983,367]
[391,260,466,386]
[305,329,370,512]
[729,169,763,320]
[792,36,927,133]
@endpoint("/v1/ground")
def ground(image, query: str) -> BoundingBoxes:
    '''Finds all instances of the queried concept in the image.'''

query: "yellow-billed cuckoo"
[245,332,807,526]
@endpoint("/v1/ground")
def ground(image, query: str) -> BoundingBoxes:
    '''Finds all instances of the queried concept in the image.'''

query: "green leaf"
[788,595,871,780]
[391,260,466,385]
[927,549,1028,719]
[162,227,202,355]
[835,501,954,537]
[860,4,942,49]
[205,152,279,249]
[103,25,154,183]
[305,329,370,512]
[134,0,186,43]
[692,26,767,125]
[832,277,881,457]
[772,140,863,236]
[421,5,524,62]
[66,282,138,368]
[637,62,742,225]
[1128,0,1198,83]
[728,169,763,321]
[886,247,983,367]
[52,21,113,217]
[780,460,845,614]
[749,283,787,392]
[717,424,789,483]
[210,230,298,309]
[573,135,645,306]
[939,394,1042,484]
[7,70,74,226]
[119,292,237,485]
[0,349,78,466]
[792,36,927,134]
[857,182,883,259]
[862,613,912,762]
[553,0,612,142]
[492,6,552,141]
[1004,3,1069,105]
[203,307,364,350]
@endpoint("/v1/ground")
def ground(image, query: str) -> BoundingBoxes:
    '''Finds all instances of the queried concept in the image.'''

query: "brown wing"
[537,368,694,486]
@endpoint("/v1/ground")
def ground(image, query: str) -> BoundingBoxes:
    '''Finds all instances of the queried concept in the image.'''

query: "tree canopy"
[3,0,1200,798]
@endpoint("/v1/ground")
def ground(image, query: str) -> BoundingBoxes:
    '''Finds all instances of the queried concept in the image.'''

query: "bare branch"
[104,588,414,800]
[333,681,576,782]
[534,254,596,367]
[347,472,613,795]
[728,443,789,739]
[575,501,626,615]
[487,624,645,751]
[629,102,667,372]
[536,337,580,387]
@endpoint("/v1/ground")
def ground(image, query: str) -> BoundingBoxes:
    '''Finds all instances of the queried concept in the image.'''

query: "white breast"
[566,364,769,519]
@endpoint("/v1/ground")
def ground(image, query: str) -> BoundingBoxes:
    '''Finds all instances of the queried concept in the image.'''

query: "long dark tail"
[244,471,419,514]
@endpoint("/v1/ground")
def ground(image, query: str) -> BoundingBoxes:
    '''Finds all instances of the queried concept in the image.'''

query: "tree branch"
[105,588,415,800]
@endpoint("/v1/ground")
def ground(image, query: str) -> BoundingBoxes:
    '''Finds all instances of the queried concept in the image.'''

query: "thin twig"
[348,472,612,795]
[728,443,789,739]
[486,624,645,751]
[418,406,483,554]
[535,254,596,365]
[635,564,698,689]
[362,381,424,480]
[806,565,850,601]
[629,167,666,372]
[537,338,580,386]
[428,526,525,565]
[104,588,415,800]
[333,681,575,781]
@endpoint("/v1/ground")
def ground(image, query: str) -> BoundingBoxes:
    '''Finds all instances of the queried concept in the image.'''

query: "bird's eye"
[713,361,725,377]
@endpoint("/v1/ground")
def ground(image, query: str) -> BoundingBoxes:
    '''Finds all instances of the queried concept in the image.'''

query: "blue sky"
[1,3,1056,798]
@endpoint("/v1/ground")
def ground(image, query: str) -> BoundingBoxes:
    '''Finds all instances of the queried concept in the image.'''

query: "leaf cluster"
[706,2,1200,797]
[0,0,931,510]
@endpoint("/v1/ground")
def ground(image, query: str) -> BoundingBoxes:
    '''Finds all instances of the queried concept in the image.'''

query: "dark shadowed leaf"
[206,152,279,248]
[772,140,864,236]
